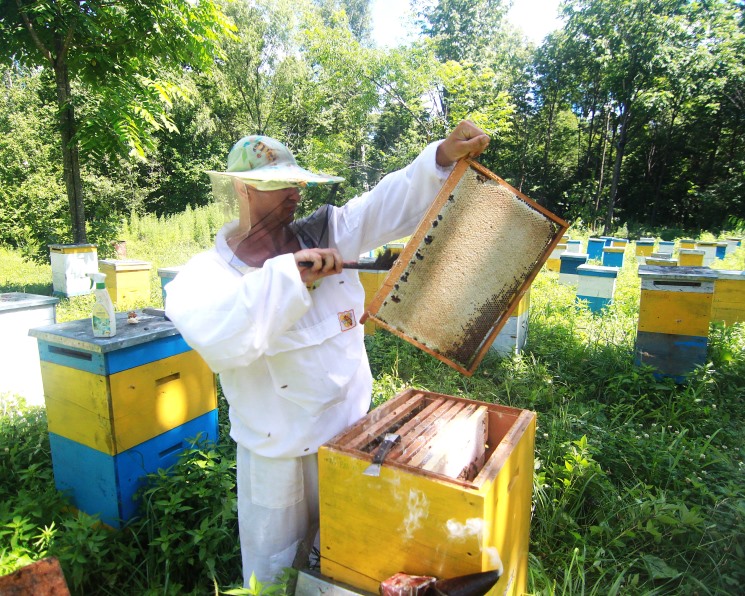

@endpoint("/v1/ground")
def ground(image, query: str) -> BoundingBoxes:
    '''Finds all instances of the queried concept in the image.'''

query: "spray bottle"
[87,272,117,337]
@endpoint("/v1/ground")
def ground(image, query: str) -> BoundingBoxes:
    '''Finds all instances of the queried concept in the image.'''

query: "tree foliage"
[0,0,743,253]
[0,0,233,243]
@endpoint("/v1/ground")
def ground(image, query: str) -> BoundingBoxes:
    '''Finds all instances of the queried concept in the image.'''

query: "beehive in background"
[635,266,717,382]
[566,239,582,253]
[657,241,675,255]
[695,241,717,266]
[678,249,704,267]
[158,265,184,304]
[0,293,59,406]
[99,259,152,306]
[711,270,745,325]
[366,159,568,376]
[49,244,98,297]
[725,238,742,255]
[576,265,618,312]
[587,237,605,261]
[545,243,566,272]
[679,238,696,250]
[602,246,625,268]
[635,239,656,258]
[558,253,588,287]
[319,388,536,596]
[490,289,530,356]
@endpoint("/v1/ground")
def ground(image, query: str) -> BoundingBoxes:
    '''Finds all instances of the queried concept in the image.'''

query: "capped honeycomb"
[367,160,567,375]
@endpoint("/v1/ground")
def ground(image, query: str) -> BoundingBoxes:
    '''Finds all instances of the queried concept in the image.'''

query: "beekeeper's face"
[234,180,302,229]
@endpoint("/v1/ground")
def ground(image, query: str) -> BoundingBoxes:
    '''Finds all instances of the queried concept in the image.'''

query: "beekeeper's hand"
[436,120,491,168]
[295,248,343,285]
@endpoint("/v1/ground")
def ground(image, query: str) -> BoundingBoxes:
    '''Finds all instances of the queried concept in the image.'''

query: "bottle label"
[92,313,112,336]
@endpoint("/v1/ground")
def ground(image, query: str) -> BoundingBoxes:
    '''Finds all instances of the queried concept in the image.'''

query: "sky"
[371,0,564,48]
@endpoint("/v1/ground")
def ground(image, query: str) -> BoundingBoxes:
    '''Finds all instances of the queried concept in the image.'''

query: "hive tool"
[363,433,400,477]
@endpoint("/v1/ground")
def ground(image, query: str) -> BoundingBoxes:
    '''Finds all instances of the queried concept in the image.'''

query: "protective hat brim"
[206,164,344,191]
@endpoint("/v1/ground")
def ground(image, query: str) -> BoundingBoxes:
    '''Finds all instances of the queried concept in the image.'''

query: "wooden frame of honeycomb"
[365,158,569,375]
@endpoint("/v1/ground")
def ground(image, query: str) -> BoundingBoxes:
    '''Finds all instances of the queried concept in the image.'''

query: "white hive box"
[0,293,59,405]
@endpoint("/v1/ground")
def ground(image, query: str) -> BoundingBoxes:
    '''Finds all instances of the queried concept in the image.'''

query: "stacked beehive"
[635,266,717,382]
[30,312,218,527]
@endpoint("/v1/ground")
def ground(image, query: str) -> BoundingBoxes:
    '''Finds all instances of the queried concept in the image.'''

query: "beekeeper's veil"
[207,135,344,245]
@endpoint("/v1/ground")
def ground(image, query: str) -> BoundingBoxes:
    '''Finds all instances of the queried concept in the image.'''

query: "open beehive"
[365,159,568,375]
[319,388,536,595]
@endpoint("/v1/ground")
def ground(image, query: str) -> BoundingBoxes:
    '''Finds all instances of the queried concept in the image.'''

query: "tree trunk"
[604,104,631,235]
[53,62,87,244]
[593,109,612,225]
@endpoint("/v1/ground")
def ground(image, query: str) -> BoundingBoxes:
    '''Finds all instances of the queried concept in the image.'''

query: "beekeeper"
[164,121,490,586]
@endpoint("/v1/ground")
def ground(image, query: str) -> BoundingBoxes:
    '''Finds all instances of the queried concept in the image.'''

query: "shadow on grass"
[0,281,54,296]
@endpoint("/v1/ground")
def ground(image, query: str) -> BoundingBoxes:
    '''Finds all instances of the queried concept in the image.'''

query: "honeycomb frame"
[365,158,569,376]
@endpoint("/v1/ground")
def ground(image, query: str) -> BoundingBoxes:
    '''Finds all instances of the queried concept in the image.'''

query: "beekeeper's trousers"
[236,445,319,587]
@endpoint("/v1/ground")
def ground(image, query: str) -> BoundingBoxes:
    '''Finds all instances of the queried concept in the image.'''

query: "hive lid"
[0,292,59,312]
[28,311,180,352]
[365,159,568,376]
[638,265,718,281]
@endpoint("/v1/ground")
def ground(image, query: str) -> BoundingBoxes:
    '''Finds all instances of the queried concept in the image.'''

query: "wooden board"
[0,557,70,595]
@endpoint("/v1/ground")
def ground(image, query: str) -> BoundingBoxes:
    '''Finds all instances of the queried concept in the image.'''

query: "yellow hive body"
[42,350,216,455]
[638,280,714,337]
[319,389,536,596]
[359,269,388,335]
[678,250,705,267]
[367,160,567,375]
[635,243,655,257]
[98,259,152,306]
[711,272,745,325]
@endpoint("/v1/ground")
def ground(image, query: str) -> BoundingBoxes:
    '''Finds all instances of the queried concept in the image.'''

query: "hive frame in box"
[365,159,569,375]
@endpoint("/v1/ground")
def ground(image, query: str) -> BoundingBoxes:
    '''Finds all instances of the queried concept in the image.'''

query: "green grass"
[1,209,744,595]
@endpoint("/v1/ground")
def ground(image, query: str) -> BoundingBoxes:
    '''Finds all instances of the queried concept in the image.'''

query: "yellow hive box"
[638,270,715,337]
[99,259,152,306]
[635,242,655,257]
[319,389,536,596]
[41,350,216,455]
[678,249,704,267]
[546,244,567,271]
[359,269,389,335]
[712,271,745,325]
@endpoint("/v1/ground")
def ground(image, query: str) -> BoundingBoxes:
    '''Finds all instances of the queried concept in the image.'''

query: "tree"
[560,0,690,233]
[313,0,374,43]
[0,0,233,244]
[416,0,509,63]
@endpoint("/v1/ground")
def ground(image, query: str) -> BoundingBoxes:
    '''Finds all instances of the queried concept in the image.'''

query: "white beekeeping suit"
[165,136,454,586]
